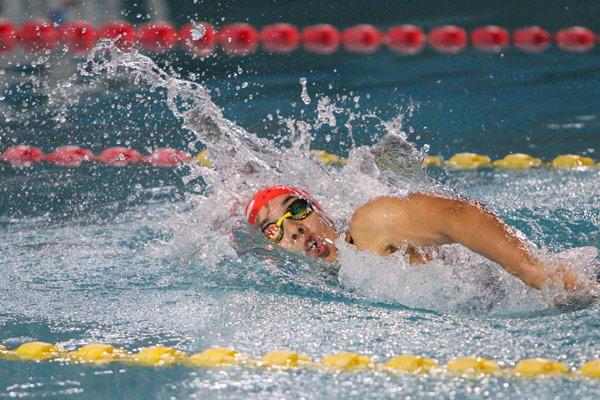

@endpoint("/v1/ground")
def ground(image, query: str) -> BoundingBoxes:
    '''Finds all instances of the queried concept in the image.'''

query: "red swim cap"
[245,186,321,225]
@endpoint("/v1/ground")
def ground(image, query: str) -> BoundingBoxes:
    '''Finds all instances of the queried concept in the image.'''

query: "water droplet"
[299,77,311,105]
[190,22,206,40]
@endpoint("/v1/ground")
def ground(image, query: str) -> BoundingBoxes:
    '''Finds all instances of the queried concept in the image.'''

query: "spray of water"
[73,41,597,314]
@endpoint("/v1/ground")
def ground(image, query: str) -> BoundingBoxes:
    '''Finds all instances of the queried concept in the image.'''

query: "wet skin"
[252,192,594,295]
[254,194,339,263]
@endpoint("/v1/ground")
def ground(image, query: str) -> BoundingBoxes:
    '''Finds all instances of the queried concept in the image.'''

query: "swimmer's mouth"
[305,235,329,258]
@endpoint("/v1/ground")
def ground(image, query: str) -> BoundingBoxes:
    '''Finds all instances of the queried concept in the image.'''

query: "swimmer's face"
[254,194,338,263]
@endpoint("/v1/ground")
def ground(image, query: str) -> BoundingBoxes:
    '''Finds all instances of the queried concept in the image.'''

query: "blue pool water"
[1,3,600,399]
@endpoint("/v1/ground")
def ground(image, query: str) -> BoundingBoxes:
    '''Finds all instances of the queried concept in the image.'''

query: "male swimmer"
[245,186,598,295]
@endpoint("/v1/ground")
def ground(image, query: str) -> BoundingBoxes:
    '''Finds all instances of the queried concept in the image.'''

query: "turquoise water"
[1,11,600,400]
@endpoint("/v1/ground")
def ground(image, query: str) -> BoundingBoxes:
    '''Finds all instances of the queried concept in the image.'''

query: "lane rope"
[0,19,597,55]
[0,145,597,170]
[1,341,599,378]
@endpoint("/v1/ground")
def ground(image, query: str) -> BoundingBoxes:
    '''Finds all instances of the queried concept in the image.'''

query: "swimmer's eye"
[261,198,313,244]
[288,198,313,220]
[262,223,283,243]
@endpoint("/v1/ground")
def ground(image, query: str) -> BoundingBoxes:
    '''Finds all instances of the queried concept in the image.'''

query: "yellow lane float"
[514,358,569,377]
[493,153,543,169]
[188,347,241,367]
[386,354,439,373]
[551,154,595,169]
[445,153,492,169]
[67,343,125,364]
[129,346,187,367]
[196,149,214,168]
[422,155,444,168]
[580,360,600,378]
[446,357,500,375]
[320,352,373,371]
[261,351,312,368]
[13,342,63,361]
[312,150,347,166]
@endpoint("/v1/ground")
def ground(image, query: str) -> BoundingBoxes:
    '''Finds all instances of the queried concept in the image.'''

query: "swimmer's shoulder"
[351,192,459,219]
[346,195,412,254]
[347,192,454,252]
[350,192,429,225]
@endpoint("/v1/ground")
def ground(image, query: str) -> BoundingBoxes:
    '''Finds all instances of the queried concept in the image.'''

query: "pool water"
[1,4,600,399]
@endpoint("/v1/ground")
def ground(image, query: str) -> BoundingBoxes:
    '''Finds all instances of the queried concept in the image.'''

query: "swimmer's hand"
[544,264,599,306]
[544,263,582,291]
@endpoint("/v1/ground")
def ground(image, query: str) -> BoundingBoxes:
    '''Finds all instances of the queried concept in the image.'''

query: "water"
[1,19,600,400]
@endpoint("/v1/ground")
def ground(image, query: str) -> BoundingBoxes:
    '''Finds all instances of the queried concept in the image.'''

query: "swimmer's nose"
[287,220,306,241]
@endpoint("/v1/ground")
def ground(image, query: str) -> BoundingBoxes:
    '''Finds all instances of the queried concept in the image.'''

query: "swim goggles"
[262,198,314,243]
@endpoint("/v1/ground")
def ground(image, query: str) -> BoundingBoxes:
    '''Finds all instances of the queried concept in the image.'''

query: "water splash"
[70,42,598,314]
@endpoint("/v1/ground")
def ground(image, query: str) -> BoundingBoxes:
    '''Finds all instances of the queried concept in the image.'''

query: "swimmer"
[246,186,599,295]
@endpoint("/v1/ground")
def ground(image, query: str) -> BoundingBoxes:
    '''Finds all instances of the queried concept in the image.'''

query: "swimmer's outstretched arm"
[349,193,582,291]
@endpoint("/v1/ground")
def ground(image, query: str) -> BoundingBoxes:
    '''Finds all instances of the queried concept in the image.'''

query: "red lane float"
[260,23,299,53]
[16,20,58,52]
[97,147,141,166]
[0,19,16,52]
[218,23,258,54]
[302,24,340,54]
[1,145,44,165]
[428,25,468,53]
[555,26,595,52]
[59,21,96,53]
[178,22,215,56]
[0,146,194,167]
[513,26,552,52]
[144,148,191,167]
[471,25,509,51]
[342,24,382,53]
[386,25,425,54]
[99,21,136,50]
[137,21,178,52]
[1,20,599,56]
[44,146,93,167]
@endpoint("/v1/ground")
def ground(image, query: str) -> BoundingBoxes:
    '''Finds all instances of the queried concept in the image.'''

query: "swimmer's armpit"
[344,232,353,244]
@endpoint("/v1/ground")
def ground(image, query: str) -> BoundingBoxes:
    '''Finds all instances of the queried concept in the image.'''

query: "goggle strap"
[275,211,293,227]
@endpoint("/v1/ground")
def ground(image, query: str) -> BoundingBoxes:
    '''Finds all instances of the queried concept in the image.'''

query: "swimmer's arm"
[404,193,580,291]
[350,193,579,291]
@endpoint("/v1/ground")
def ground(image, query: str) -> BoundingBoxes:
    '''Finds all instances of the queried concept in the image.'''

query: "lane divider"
[1,342,599,378]
[0,145,597,170]
[0,18,597,55]
[0,145,192,167]
[426,152,598,170]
